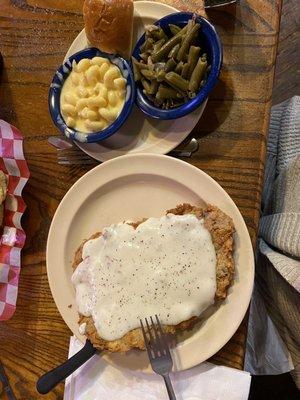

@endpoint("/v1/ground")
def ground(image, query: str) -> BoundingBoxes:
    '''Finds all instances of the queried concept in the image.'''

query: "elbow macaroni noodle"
[60,57,126,133]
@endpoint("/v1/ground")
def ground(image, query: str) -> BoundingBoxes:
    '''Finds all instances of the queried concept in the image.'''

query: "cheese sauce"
[72,214,217,341]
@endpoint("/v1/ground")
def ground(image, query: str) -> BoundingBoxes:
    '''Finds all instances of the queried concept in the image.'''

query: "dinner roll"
[83,0,133,59]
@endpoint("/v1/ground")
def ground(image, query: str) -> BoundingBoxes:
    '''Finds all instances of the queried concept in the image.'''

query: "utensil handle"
[169,151,192,158]
[163,374,177,400]
[36,340,96,394]
[4,385,17,400]
[205,0,237,8]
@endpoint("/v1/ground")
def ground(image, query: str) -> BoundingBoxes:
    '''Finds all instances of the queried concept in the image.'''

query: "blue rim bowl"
[132,12,222,120]
[48,48,135,143]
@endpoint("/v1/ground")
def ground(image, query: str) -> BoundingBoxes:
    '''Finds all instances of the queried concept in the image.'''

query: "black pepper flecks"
[76,214,216,340]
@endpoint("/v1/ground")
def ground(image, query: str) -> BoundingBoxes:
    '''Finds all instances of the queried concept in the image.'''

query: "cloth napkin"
[245,96,300,387]
[64,336,251,400]
[0,120,30,321]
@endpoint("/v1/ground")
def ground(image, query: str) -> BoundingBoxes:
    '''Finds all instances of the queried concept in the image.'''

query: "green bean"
[164,98,185,109]
[178,19,194,45]
[163,99,170,109]
[154,97,163,107]
[140,38,154,53]
[149,79,159,95]
[174,24,189,37]
[146,25,168,40]
[187,46,200,79]
[154,25,188,58]
[177,22,200,61]
[154,27,168,41]
[165,71,189,92]
[140,52,149,62]
[156,85,179,101]
[148,57,156,70]
[189,54,207,92]
[165,58,177,72]
[185,18,194,33]
[140,69,156,80]
[169,24,181,36]
[153,38,166,53]
[175,61,184,74]
[132,59,142,81]
[145,25,159,37]
[181,63,190,79]
[157,70,166,82]
[154,62,166,72]
[132,57,149,70]
[138,19,210,109]
[151,21,192,62]
[168,43,180,59]
[152,34,182,62]
[158,28,168,41]
[141,78,158,96]
[141,78,152,95]
[182,53,189,63]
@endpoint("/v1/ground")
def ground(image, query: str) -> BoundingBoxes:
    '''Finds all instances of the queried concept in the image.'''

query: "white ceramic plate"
[64,1,207,162]
[47,154,254,372]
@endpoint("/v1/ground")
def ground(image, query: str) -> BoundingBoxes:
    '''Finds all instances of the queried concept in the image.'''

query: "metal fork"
[57,148,97,165]
[56,143,198,165]
[140,315,177,400]
[48,136,199,165]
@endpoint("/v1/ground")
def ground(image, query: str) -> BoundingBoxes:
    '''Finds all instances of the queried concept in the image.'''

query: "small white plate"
[64,1,207,162]
[47,154,254,372]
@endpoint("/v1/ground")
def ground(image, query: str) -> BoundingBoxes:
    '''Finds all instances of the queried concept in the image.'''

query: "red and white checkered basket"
[0,120,30,320]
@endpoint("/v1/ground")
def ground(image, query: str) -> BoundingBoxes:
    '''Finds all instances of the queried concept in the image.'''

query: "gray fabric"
[255,251,300,386]
[245,96,300,387]
[245,284,294,375]
[260,96,300,264]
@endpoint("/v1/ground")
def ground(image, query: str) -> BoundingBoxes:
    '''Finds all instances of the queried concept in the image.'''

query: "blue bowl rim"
[48,47,135,143]
[132,12,223,120]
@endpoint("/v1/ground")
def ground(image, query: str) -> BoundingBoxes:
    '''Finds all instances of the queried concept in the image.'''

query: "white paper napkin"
[64,337,251,400]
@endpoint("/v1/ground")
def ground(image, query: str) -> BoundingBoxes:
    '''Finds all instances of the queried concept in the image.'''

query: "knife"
[0,362,17,400]
[205,0,237,8]
[36,340,97,394]
[48,136,199,159]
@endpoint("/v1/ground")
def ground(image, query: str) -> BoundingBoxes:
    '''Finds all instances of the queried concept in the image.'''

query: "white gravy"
[71,214,216,341]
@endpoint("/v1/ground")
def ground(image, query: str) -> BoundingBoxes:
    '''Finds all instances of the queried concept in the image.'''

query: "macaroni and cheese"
[60,57,126,133]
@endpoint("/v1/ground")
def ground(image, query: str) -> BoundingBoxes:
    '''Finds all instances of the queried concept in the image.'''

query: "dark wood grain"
[272,0,299,104]
[0,0,282,398]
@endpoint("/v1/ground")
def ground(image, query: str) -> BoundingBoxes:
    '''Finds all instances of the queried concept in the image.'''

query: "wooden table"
[0,0,282,398]
[272,0,299,105]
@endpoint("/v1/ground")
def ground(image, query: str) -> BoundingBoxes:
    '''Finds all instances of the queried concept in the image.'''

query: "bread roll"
[83,0,133,60]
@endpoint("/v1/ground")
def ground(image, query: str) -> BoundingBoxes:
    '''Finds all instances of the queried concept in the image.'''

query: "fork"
[141,315,177,400]
[57,148,97,165]
[48,136,199,165]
